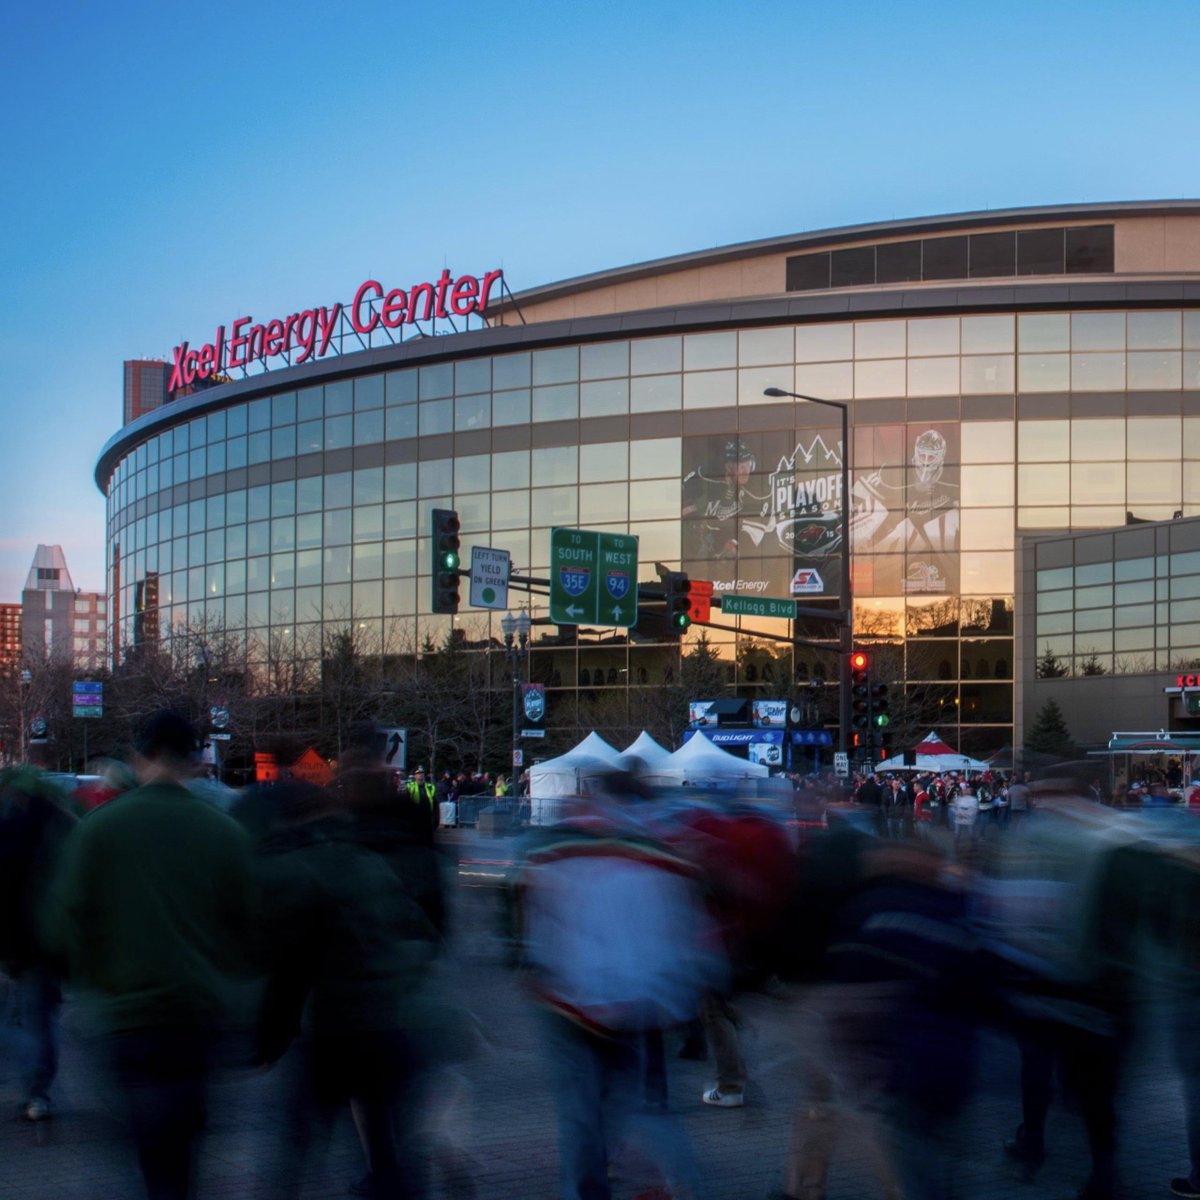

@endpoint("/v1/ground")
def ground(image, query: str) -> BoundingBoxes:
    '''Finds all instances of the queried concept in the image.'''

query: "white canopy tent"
[618,731,673,771]
[641,731,769,788]
[526,733,623,825]
[571,731,623,763]
[874,731,990,774]
[527,750,617,825]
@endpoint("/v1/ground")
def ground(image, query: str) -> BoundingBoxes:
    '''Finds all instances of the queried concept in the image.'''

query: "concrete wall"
[497,214,1200,327]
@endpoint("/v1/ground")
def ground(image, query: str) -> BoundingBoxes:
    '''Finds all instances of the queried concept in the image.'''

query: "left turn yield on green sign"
[469,546,511,610]
[549,528,639,627]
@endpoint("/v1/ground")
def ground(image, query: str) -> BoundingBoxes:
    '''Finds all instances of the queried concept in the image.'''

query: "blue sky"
[3,0,1199,600]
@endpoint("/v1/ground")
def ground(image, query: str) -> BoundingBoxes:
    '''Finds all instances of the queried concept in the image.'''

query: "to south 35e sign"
[169,268,504,393]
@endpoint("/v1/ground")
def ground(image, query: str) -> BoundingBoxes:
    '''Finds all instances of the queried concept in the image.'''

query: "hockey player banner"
[681,431,847,601]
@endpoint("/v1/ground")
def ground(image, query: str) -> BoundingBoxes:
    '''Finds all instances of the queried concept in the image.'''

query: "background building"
[0,603,21,676]
[96,201,1200,759]
[21,545,107,671]
[123,360,172,425]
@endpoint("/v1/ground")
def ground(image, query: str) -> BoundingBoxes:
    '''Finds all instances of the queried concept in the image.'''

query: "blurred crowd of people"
[5,720,1200,1200]
[845,768,1089,845]
[1,716,456,1200]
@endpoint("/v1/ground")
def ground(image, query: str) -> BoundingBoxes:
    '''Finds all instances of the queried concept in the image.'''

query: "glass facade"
[1034,531,1200,679]
[102,307,1200,759]
[786,224,1116,291]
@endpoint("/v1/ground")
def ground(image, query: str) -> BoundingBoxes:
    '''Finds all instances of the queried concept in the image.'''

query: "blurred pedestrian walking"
[520,771,720,1199]
[47,710,254,1200]
[0,766,76,1121]
[255,735,443,1200]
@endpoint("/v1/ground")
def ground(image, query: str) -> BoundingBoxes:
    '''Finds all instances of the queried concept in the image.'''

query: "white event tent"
[640,731,769,788]
[527,732,622,825]
[875,731,990,774]
[618,731,673,771]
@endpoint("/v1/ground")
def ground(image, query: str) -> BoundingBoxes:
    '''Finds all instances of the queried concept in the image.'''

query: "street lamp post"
[18,668,31,765]
[763,387,853,756]
[500,610,531,800]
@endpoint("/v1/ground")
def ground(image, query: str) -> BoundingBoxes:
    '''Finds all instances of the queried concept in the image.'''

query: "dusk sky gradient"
[3,0,1199,601]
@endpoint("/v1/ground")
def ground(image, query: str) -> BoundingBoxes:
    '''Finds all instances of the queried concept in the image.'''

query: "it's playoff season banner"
[681,431,845,599]
[680,425,959,598]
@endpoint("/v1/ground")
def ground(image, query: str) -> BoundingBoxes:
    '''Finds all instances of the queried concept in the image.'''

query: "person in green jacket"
[47,710,254,1200]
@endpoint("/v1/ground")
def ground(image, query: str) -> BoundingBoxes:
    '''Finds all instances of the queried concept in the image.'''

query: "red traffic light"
[850,651,868,672]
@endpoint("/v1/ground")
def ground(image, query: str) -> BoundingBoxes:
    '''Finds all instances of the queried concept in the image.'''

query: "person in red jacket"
[913,784,933,839]
[674,798,799,1108]
[69,759,134,813]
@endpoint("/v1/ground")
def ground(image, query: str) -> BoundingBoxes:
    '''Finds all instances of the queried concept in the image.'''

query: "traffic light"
[431,508,461,614]
[850,650,871,734]
[871,683,890,728]
[664,571,692,634]
[870,683,890,753]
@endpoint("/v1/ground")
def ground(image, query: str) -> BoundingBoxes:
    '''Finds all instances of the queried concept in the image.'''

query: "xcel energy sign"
[169,268,503,393]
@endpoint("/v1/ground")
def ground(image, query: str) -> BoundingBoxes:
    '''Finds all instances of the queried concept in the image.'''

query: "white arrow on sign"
[565,604,583,618]
[611,605,624,622]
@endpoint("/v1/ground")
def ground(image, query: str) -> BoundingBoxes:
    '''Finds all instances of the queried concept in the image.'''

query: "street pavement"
[1,827,1195,1199]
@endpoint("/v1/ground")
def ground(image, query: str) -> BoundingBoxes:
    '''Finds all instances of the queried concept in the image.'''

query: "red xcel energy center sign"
[168,268,504,393]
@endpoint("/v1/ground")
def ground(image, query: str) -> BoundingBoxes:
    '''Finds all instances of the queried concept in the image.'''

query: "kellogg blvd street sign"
[720,594,798,619]
[549,528,639,627]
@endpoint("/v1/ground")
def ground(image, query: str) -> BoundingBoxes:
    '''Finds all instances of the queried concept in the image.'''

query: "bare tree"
[398,629,500,776]
[317,621,394,761]
[0,647,77,767]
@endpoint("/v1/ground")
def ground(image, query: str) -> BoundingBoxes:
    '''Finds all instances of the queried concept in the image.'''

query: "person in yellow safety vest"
[495,775,509,799]
[406,769,437,809]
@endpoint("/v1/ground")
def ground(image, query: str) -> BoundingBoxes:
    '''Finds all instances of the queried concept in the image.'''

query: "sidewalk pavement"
[1,829,1194,1199]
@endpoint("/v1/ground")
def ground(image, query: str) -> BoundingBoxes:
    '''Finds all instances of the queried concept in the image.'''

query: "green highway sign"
[549,528,639,627]
[719,594,798,619]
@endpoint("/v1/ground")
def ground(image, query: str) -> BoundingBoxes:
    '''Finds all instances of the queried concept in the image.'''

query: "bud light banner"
[748,730,785,768]
[521,683,546,738]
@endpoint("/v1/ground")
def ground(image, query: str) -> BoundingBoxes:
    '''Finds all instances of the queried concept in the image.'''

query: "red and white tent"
[875,731,989,773]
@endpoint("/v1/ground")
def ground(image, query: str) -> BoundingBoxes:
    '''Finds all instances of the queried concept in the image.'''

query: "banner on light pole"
[521,683,546,738]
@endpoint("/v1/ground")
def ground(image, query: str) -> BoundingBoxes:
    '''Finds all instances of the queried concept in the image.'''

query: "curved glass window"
[104,302,1200,761]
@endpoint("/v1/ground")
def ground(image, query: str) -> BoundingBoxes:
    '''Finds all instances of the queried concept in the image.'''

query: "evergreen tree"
[1024,697,1072,757]
[1037,645,1070,679]
[651,631,732,748]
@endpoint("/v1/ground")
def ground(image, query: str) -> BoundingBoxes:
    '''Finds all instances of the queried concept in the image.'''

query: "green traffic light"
[874,712,890,728]
[440,550,460,571]
[672,611,691,630]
